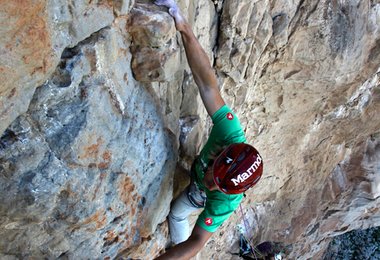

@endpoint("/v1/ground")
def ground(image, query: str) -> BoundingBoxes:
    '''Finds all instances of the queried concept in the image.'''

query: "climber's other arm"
[155,225,213,260]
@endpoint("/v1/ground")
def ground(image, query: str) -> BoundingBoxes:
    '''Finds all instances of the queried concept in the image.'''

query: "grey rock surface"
[0,0,379,259]
[1,15,176,259]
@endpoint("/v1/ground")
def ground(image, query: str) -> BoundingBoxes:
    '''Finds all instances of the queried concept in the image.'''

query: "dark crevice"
[0,129,19,149]
[212,0,225,67]
[59,25,111,64]
[58,251,69,259]
[284,69,301,80]
[306,223,320,236]
[315,136,332,148]
[111,215,124,224]
[323,209,340,220]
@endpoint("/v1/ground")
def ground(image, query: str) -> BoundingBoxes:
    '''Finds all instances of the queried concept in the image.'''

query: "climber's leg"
[168,181,206,244]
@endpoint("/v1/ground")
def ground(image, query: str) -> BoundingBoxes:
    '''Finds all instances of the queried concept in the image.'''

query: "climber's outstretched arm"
[155,225,213,260]
[178,22,225,116]
[155,0,225,116]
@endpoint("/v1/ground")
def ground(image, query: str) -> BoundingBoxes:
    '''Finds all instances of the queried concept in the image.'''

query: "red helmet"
[213,143,263,194]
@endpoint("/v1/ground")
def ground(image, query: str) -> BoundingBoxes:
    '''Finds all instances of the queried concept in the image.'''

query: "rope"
[238,204,284,260]
[239,203,251,237]
[239,204,262,259]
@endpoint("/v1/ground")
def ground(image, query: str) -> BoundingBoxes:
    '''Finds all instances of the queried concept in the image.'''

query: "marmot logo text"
[231,155,262,186]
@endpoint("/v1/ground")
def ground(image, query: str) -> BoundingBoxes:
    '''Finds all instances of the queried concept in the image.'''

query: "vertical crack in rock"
[211,0,225,65]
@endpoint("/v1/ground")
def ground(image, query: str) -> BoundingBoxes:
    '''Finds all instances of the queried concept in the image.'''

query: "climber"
[154,1,264,259]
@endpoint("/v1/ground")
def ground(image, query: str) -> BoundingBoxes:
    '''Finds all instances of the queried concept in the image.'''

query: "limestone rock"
[0,16,176,259]
[128,3,179,82]
[0,0,115,136]
[113,0,135,16]
[0,0,380,259]
[201,0,380,258]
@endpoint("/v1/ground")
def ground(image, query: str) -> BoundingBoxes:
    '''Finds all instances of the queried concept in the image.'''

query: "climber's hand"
[155,0,185,30]
[155,0,178,12]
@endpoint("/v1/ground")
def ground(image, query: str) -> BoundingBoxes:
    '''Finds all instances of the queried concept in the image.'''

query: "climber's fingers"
[154,0,184,25]
[154,0,178,9]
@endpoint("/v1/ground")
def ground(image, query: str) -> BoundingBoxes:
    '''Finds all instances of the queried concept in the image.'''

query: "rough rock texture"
[200,0,380,258]
[0,5,176,259]
[128,3,179,82]
[0,0,379,259]
[0,0,118,136]
[323,226,380,259]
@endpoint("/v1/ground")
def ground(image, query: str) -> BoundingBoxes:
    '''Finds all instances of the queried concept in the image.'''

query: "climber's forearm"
[155,236,203,260]
[178,23,218,92]
[155,0,224,115]
[178,22,225,116]
[155,225,213,260]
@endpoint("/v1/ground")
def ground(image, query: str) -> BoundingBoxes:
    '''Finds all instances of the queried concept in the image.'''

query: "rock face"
[323,226,380,259]
[0,3,177,259]
[0,0,379,259]
[0,0,116,136]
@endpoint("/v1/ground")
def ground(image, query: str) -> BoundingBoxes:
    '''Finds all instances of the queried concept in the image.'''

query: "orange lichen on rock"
[92,172,107,200]
[1,1,52,80]
[77,137,112,168]
[98,150,112,169]
[82,137,104,160]
[115,175,146,249]
[118,175,137,206]
[98,0,114,8]
[104,230,119,246]
[82,209,108,230]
